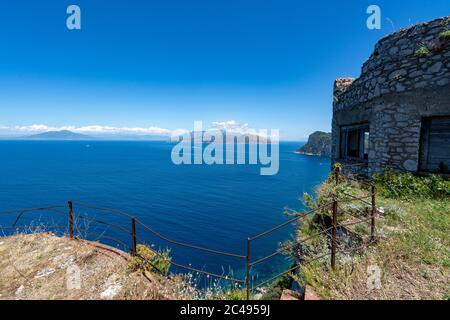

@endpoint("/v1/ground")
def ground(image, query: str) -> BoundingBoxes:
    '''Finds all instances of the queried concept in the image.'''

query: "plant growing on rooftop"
[439,27,450,40]
[414,45,430,58]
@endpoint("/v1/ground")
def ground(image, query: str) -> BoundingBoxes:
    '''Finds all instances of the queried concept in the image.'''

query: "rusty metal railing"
[0,164,378,300]
[243,164,379,299]
[0,201,247,290]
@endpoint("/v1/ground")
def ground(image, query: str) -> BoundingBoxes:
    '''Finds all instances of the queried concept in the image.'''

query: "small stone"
[399,49,413,56]
[395,83,406,92]
[374,85,381,97]
[414,81,428,89]
[377,77,386,84]
[403,160,418,171]
[100,285,122,300]
[15,285,24,296]
[427,62,443,73]
[409,70,423,78]
[388,46,399,55]
[34,268,55,279]
[437,78,449,86]
[389,69,407,80]
[396,39,409,46]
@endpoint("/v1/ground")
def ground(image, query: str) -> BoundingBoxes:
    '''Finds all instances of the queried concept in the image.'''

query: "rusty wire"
[132,239,244,283]
[73,227,131,251]
[338,216,373,228]
[251,251,331,290]
[135,219,246,259]
[341,192,373,206]
[73,201,246,259]
[248,201,335,241]
[249,226,334,267]
[0,205,65,216]
[75,213,132,235]
[73,201,135,219]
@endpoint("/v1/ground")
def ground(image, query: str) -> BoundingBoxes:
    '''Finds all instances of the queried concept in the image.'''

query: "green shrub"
[128,244,172,275]
[415,46,430,58]
[374,170,450,199]
[260,275,291,300]
[383,204,407,224]
[222,289,248,300]
[439,28,450,40]
[354,224,368,235]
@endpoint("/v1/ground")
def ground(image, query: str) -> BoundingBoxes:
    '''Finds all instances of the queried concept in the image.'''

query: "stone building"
[332,16,450,176]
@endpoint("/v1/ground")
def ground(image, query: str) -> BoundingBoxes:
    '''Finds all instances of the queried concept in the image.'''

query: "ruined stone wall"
[369,86,450,174]
[332,16,450,175]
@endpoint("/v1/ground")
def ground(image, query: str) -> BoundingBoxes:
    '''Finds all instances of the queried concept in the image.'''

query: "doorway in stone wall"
[419,116,450,173]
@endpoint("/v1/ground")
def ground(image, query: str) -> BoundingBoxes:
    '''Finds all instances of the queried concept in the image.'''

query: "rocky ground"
[0,233,173,300]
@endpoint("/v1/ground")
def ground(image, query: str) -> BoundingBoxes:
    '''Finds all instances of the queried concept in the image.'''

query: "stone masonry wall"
[332,16,450,175]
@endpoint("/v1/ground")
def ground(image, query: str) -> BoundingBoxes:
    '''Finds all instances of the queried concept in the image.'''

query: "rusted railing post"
[246,238,251,300]
[68,200,73,240]
[371,185,377,241]
[331,164,340,269]
[331,200,337,270]
[131,217,137,256]
[334,165,340,186]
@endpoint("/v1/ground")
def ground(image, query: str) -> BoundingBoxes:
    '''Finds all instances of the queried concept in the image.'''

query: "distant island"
[21,130,94,140]
[295,131,331,157]
[175,130,273,144]
[14,130,172,141]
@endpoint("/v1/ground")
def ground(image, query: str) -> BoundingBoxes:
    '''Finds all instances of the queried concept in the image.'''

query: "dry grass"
[0,232,176,300]
[299,191,450,300]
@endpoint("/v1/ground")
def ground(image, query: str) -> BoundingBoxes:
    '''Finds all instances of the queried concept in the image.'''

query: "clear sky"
[0,0,448,140]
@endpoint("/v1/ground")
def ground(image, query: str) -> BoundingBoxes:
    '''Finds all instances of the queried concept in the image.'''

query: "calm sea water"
[0,141,330,285]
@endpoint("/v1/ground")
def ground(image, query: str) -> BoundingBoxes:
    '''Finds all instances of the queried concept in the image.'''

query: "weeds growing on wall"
[439,25,450,40]
[415,45,430,58]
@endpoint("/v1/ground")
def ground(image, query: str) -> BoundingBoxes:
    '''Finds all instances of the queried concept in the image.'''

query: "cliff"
[296,131,331,157]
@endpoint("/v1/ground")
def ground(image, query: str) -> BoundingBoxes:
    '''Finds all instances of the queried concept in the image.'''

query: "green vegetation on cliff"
[291,170,449,300]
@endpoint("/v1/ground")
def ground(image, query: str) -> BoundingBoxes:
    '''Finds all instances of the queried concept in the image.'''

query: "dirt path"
[0,233,171,300]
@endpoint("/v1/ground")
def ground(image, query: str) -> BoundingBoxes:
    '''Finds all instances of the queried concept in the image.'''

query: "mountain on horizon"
[95,134,170,141]
[18,130,172,141]
[21,130,94,141]
[174,130,273,144]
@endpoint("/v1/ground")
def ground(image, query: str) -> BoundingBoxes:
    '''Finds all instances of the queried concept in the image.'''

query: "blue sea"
[0,141,330,287]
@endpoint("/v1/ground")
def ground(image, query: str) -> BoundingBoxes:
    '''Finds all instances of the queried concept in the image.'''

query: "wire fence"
[0,164,379,300]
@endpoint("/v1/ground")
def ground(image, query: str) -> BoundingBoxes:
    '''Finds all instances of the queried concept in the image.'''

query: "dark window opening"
[339,124,370,161]
[420,116,450,173]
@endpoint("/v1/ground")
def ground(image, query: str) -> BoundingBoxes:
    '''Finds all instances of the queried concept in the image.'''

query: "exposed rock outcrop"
[296,131,331,157]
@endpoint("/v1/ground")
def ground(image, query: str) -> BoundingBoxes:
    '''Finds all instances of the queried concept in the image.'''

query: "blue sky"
[0,0,448,140]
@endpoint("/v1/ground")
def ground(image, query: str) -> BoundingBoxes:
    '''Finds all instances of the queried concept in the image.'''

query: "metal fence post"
[331,200,337,270]
[246,238,251,300]
[131,217,137,256]
[371,185,377,241]
[334,165,340,186]
[68,200,73,240]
